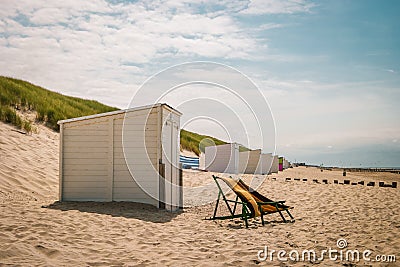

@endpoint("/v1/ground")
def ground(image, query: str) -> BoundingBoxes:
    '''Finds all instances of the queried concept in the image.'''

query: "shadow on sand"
[44,201,182,223]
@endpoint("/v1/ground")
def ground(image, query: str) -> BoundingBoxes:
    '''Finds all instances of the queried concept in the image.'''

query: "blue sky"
[1,0,399,167]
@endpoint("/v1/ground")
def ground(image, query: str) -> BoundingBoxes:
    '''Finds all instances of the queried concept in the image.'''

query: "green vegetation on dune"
[0,76,118,131]
[180,129,249,156]
[0,75,245,155]
[180,129,227,156]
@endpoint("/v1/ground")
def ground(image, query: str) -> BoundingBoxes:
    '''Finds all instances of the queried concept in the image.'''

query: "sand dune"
[0,121,399,266]
[0,122,58,201]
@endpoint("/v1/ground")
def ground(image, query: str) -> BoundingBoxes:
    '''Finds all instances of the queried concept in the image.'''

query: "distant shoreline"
[304,165,400,174]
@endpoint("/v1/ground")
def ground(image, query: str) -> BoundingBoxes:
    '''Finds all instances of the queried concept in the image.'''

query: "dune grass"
[0,76,118,132]
[180,129,227,156]
[0,105,33,133]
[180,129,249,156]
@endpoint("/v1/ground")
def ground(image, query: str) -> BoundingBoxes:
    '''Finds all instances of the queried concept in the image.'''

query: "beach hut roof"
[58,103,182,125]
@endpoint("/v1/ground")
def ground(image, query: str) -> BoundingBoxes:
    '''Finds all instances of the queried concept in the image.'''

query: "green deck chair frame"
[209,175,294,228]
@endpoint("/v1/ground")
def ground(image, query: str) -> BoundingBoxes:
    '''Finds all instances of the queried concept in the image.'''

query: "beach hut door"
[162,116,179,211]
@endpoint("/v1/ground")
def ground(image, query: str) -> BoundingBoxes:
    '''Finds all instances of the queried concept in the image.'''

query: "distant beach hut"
[205,143,239,174]
[279,157,284,171]
[270,155,279,173]
[58,103,182,211]
[199,153,205,170]
[239,149,262,174]
[283,158,290,169]
[179,155,199,169]
[256,153,274,175]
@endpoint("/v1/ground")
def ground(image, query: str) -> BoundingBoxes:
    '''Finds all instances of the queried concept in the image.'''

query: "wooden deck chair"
[209,175,294,227]
[236,178,294,224]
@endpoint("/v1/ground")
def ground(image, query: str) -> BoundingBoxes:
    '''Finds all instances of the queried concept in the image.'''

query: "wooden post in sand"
[159,162,165,209]
[392,182,397,188]
[179,163,183,209]
[378,182,393,188]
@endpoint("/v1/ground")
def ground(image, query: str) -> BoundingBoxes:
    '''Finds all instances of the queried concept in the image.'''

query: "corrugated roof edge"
[57,103,182,125]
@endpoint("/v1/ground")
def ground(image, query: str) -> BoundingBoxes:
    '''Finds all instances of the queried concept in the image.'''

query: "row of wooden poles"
[345,169,400,174]
[319,167,400,175]
[272,177,398,188]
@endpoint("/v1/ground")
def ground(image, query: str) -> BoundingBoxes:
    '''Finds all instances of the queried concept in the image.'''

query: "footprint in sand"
[35,244,60,258]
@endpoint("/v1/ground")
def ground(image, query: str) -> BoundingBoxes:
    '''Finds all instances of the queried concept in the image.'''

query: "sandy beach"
[0,121,399,266]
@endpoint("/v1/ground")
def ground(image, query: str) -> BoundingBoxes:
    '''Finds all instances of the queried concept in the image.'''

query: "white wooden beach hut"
[283,158,290,169]
[58,103,182,211]
[255,153,273,175]
[239,149,262,174]
[270,155,279,173]
[199,153,205,170]
[205,143,239,174]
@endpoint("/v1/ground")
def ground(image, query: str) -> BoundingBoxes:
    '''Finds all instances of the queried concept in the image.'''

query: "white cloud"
[0,0,265,108]
[0,0,316,102]
[258,23,283,30]
[240,0,315,15]
[29,8,72,25]
[255,76,400,154]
